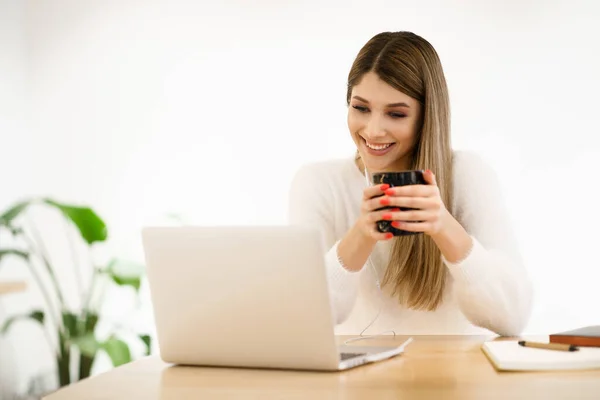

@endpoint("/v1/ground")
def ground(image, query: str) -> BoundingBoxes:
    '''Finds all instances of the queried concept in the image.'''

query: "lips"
[363,138,395,156]
[365,141,393,150]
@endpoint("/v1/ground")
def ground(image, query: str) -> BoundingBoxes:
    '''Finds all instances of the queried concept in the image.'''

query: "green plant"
[0,198,151,389]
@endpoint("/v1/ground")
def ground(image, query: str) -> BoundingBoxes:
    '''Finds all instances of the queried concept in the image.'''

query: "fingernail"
[384,189,395,196]
[380,198,390,205]
[391,221,401,228]
[380,184,390,190]
[382,213,392,220]
[385,233,393,239]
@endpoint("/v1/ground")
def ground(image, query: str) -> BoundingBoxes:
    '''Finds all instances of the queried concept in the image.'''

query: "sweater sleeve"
[444,152,533,336]
[287,164,362,324]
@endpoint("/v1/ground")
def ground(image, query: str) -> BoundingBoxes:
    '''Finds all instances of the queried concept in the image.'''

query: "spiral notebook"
[482,341,600,371]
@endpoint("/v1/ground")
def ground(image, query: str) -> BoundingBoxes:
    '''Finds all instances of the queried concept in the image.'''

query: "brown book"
[549,326,600,347]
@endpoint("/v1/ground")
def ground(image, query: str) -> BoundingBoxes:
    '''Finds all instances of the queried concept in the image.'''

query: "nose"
[364,114,386,140]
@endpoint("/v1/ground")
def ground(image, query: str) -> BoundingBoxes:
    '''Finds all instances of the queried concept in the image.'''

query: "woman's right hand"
[357,183,400,242]
[337,183,398,272]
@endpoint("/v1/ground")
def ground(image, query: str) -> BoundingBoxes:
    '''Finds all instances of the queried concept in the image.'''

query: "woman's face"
[347,71,422,173]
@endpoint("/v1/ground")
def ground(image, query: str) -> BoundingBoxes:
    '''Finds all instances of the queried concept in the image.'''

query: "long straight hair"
[346,31,454,310]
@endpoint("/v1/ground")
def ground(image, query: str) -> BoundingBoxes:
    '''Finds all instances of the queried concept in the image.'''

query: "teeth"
[366,141,393,151]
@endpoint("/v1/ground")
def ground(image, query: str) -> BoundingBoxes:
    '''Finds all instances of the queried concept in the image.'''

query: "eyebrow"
[352,95,410,108]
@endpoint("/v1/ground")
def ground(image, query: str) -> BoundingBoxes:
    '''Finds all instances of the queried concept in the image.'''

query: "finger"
[391,221,433,233]
[375,230,395,241]
[385,185,437,198]
[368,208,402,223]
[365,194,397,212]
[363,183,390,200]
[386,196,439,210]
[423,169,437,186]
[366,223,395,241]
[389,209,434,222]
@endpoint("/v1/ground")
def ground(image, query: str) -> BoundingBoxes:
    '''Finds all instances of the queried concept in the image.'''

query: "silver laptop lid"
[141,225,341,370]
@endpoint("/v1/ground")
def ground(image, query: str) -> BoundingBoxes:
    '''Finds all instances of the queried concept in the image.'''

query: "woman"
[288,31,533,337]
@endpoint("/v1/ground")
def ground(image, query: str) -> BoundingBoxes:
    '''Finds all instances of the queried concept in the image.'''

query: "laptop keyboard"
[340,352,366,361]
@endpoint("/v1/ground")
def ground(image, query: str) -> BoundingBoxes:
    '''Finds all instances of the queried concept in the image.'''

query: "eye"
[389,112,406,118]
[352,105,369,113]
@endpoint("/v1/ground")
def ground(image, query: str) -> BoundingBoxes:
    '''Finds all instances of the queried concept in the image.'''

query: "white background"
[1,0,599,396]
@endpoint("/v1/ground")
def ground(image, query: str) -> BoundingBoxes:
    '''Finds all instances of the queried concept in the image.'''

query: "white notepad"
[482,341,600,371]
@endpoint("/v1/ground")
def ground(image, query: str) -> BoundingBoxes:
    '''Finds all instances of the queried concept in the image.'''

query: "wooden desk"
[43,335,600,399]
[0,281,26,295]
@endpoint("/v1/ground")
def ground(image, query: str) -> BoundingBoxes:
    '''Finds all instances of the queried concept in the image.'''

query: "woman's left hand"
[379,169,450,236]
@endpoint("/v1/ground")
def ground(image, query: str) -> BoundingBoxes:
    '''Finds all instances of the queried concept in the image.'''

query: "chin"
[359,154,393,173]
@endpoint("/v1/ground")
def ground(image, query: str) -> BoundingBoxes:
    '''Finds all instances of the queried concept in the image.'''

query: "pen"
[518,340,579,352]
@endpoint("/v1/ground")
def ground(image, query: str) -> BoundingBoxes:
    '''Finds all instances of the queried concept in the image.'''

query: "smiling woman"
[288,31,533,337]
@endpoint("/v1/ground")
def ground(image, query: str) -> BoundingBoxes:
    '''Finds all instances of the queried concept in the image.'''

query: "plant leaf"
[57,330,71,387]
[1,310,44,335]
[109,274,141,292]
[0,200,31,226]
[0,249,29,263]
[104,259,144,292]
[72,333,101,358]
[43,199,108,245]
[101,337,132,366]
[139,334,151,355]
[82,310,99,333]
[106,258,145,275]
[62,311,79,338]
[79,352,95,381]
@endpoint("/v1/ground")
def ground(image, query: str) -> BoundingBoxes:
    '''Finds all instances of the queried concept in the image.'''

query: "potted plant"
[0,198,151,395]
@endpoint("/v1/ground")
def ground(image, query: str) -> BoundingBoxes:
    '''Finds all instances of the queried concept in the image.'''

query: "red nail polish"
[380,198,390,206]
[380,184,390,190]
[385,233,393,239]
[385,189,395,196]
[391,221,401,228]
[392,208,401,212]
[382,213,392,220]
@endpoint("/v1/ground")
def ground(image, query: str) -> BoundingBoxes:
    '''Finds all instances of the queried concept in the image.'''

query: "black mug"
[371,170,426,236]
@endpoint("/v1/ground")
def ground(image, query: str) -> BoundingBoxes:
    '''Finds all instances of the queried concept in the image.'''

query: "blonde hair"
[346,31,454,310]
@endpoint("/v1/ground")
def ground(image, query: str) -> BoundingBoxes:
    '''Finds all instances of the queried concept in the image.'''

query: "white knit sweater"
[288,150,533,337]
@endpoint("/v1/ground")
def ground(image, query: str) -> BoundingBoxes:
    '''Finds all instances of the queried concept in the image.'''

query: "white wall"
[0,1,44,398]
[1,0,600,396]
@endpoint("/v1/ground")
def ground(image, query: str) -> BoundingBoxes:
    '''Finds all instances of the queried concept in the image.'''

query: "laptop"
[141,225,410,371]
